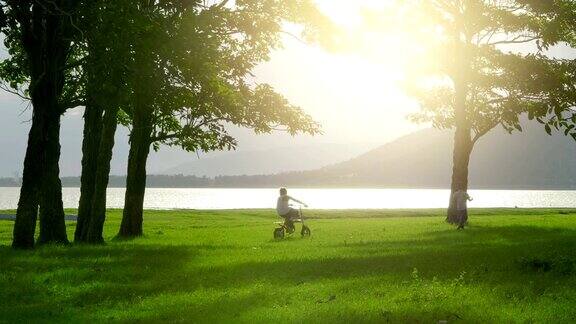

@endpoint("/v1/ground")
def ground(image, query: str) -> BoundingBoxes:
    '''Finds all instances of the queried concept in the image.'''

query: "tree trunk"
[118,109,153,238]
[446,63,473,224]
[34,14,70,245]
[447,126,473,224]
[75,102,104,242]
[37,111,68,245]
[86,107,119,243]
[11,1,76,247]
[12,112,44,249]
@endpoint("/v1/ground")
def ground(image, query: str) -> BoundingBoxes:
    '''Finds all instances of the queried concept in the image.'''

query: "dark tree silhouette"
[115,1,326,238]
[74,1,130,244]
[1,0,82,248]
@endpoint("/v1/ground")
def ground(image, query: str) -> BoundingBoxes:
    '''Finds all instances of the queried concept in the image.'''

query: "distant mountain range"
[261,123,576,189]
[160,122,576,189]
[162,143,375,176]
[2,122,575,189]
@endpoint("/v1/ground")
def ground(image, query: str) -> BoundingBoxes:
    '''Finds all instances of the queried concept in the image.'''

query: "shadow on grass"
[173,224,576,298]
[0,244,198,322]
[330,224,576,250]
[0,224,575,322]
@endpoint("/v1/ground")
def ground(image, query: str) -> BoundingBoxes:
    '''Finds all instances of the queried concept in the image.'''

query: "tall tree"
[381,0,576,224]
[74,1,130,244]
[116,0,324,238]
[1,0,81,248]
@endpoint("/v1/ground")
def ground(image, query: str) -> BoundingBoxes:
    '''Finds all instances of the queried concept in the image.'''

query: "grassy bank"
[0,209,575,323]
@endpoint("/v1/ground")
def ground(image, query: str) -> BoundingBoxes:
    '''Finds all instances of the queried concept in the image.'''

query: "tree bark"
[11,0,76,247]
[118,109,153,238]
[447,126,473,224]
[75,101,104,242]
[12,111,43,249]
[118,29,155,239]
[447,61,473,224]
[34,6,71,245]
[37,111,68,245]
[85,106,119,243]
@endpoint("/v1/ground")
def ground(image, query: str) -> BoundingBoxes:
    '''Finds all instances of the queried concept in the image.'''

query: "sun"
[254,0,428,144]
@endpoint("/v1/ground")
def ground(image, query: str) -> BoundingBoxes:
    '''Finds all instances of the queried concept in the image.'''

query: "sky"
[2,1,574,177]
[0,0,423,177]
[254,0,422,144]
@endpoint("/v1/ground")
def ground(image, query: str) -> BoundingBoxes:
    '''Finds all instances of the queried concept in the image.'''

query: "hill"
[161,143,375,176]
[214,122,576,189]
[316,123,576,189]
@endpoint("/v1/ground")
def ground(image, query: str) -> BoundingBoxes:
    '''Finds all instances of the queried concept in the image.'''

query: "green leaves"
[112,0,323,155]
[394,0,576,143]
[1,0,325,160]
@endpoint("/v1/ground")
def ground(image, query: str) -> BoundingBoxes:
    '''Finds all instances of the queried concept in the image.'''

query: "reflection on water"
[1,187,576,210]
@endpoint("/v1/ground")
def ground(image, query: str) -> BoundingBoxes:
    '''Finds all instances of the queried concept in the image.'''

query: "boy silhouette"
[276,187,307,233]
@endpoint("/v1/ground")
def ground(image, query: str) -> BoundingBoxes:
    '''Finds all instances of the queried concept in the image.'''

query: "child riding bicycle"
[276,188,307,233]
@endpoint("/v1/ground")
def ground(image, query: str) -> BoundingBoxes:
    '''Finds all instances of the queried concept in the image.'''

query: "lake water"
[1,187,576,210]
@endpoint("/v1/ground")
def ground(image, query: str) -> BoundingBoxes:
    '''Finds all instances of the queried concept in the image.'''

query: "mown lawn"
[0,208,575,323]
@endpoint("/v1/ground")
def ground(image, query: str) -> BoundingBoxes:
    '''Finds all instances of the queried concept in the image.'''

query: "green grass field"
[0,208,575,323]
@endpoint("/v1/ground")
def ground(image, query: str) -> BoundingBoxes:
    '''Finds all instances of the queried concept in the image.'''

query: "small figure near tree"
[451,190,472,229]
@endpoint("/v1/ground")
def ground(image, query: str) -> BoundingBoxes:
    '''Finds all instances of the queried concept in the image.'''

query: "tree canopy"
[350,0,576,223]
[377,0,576,143]
[118,0,323,154]
[108,0,327,237]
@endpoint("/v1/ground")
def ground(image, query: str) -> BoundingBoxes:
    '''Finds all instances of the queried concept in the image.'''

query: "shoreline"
[1,207,575,213]
[5,186,576,191]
